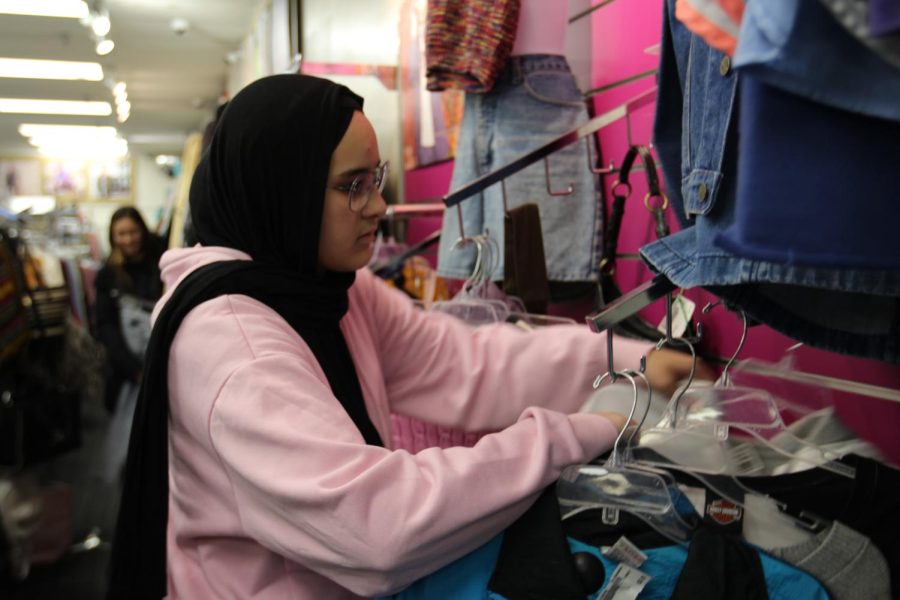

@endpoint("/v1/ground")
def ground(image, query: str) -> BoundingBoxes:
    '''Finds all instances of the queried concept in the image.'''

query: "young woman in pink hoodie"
[108,74,702,600]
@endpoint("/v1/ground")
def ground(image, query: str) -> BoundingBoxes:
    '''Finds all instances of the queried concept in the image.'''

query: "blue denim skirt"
[437,55,602,284]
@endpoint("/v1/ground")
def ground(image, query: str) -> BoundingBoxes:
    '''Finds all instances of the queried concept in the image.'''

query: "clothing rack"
[568,0,617,24]
[384,203,446,220]
[585,273,677,333]
[736,359,900,404]
[442,86,657,208]
[584,68,657,97]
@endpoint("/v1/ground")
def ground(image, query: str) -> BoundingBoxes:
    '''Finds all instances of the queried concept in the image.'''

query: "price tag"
[603,536,648,568]
[596,563,652,600]
[657,293,695,338]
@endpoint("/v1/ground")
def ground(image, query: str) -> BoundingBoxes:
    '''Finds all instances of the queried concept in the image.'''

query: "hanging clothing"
[641,0,900,362]
[674,0,743,55]
[152,246,645,599]
[734,0,900,122]
[675,0,900,70]
[425,0,521,92]
[437,55,602,292]
[768,521,892,600]
[388,486,836,600]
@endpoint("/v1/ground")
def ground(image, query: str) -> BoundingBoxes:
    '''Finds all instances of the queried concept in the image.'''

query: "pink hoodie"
[158,245,652,599]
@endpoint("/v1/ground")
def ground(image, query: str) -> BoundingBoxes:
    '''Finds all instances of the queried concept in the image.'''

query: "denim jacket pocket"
[683,168,725,216]
[523,71,585,108]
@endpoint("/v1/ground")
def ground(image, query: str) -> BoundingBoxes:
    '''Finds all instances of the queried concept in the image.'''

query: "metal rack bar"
[568,0,617,24]
[443,87,657,208]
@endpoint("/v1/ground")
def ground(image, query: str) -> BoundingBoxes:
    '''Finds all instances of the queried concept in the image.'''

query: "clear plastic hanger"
[557,333,699,544]
[430,231,508,324]
[432,181,576,327]
[628,298,767,508]
[647,305,856,479]
[626,303,841,533]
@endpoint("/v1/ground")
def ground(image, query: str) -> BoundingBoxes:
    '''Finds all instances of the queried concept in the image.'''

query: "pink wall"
[402,160,452,248]
[403,0,900,462]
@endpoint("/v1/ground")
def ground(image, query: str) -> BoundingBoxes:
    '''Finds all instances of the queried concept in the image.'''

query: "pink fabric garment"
[157,245,652,599]
[509,0,569,57]
[389,412,493,453]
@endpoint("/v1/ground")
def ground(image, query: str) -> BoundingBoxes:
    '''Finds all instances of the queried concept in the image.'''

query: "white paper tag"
[603,536,648,568]
[656,294,696,338]
[596,563,652,600]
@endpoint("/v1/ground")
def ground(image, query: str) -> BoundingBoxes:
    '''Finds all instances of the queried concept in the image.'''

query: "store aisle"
[6,383,124,599]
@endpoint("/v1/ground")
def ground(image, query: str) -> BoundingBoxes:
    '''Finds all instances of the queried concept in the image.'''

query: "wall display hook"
[543,156,574,196]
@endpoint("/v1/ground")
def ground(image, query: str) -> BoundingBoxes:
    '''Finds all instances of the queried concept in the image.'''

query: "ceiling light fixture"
[90,11,110,36]
[34,137,128,158]
[18,123,128,158]
[95,38,115,56]
[18,124,118,138]
[0,57,103,81]
[0,0,88,19]
[0,98,112,116]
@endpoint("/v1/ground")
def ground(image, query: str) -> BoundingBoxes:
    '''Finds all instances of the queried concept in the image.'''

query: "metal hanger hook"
[543,156,575,196]
[608,370,639,467]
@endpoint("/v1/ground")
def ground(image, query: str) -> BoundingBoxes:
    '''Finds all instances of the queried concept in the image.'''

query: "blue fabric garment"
[378,534,503,600]
[383,531,830,600]
[437,55,602,284]
[735,0,900,122]
[568,538,832,600]
[642,0,900,363]
[715,75,900,269]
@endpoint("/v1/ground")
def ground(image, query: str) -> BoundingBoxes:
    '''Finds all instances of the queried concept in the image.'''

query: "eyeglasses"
[333,160,389,212]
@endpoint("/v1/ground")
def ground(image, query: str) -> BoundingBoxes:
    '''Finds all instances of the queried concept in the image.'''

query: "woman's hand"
[642,346,717,398]
[594,410,629,433]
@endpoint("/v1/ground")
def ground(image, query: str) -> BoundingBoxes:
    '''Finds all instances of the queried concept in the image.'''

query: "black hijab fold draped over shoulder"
[108,75,383,600]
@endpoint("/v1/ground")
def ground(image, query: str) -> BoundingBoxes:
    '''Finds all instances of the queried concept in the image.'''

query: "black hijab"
[108,75,383,599]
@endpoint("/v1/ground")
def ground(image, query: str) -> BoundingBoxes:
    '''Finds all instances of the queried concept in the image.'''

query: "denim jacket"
[640,0,900,363]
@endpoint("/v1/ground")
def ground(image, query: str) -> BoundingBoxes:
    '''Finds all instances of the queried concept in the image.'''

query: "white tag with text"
[603,536,648,568]
[596,563,652,600]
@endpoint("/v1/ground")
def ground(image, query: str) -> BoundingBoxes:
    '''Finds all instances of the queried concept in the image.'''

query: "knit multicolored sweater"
[426,0,520,92]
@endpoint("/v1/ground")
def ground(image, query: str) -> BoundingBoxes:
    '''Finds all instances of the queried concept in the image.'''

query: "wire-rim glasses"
[334,160,389,212]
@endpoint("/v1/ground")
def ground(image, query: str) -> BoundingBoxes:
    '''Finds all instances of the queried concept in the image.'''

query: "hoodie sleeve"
[208,344,620,597]
[355,269,654,431]
[166,265,637,597]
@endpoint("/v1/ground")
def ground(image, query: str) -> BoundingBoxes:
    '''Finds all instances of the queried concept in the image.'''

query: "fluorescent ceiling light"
[116,101,131,115]
[113,82,126,97]
[18,124,118,139]
[19,124,128,158]
[0,57,103,81]
[90,13,110,36]
[36,137,128,158]
[0,98,112,116]
[95,38,115,56]
[0,0,88,19]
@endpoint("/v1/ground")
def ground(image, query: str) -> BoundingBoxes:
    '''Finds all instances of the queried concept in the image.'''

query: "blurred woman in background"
[94,206,163,413]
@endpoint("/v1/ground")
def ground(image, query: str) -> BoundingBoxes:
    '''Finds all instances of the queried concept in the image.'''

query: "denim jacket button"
[719,56,732,76]
[698,183,709,202]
